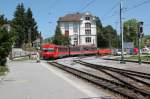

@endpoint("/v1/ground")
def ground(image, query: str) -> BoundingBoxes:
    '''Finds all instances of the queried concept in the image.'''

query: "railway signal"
[137,21,144,64]
[138,22,144,38]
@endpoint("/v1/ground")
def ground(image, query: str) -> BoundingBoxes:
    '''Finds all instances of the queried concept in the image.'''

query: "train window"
[58,47,68,52]
[47,48,54,52]
[90,47,96,50]
[42,48,54,52]
[70,46,80,51]
[42,48,48,52]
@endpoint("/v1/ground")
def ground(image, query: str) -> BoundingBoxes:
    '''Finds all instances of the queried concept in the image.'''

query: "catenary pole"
[120,0,125,63]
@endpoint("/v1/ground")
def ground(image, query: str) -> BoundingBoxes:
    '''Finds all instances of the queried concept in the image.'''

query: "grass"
[0,66,9,76]
[126,55,150,62]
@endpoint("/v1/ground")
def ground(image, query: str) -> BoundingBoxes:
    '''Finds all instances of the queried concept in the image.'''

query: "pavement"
[0,60,91,99]
[0,60,112,99]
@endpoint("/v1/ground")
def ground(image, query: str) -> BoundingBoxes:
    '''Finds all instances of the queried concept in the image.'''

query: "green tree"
[95,17,105,48]
[25,8,39,43]
[11,3,26,48]
[53,25,63,45]
[0,28,15,66]
[123,19,138,47]
[0,15,8,27]
[103,25,117,48]
[95,16,118,48]
[53,24,70,45]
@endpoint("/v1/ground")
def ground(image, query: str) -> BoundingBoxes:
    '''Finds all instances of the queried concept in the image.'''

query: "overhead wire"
[123,0,150,33]
[125,0,150,12]
[101,1,120,19]
[78,0,96,12]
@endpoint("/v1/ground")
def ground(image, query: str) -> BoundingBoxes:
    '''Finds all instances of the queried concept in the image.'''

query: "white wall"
[59,13,97,46]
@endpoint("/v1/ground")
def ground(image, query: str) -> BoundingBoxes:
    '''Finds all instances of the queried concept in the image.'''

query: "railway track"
[74,60,150,79]
[103,58,150,64]
[48,61,149,99]
[74,60,150,97]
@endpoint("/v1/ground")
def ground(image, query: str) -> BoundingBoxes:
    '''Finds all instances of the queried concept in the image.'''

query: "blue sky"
[0,0,150,38]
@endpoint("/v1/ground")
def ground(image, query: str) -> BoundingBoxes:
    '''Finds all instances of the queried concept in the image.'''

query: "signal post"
[138,21,144,65]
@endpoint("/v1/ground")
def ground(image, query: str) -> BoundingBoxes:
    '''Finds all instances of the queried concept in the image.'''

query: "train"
[41,44,98,59]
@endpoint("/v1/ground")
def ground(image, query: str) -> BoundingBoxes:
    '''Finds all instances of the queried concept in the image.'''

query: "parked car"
[133,48,138,55]
[142,48,150,54]
[115,49,127,55]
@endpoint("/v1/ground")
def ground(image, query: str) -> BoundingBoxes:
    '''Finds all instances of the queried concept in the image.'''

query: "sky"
[0,0,150,38]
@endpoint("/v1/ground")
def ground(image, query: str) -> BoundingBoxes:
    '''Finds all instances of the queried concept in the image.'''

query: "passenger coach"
[41,44,98,59]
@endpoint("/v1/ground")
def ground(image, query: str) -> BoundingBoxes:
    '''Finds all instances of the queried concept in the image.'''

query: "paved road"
[0,60,90,99]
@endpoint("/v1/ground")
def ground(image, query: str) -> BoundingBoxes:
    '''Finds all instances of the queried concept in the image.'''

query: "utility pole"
[120,0,125,63]
[115,21,119,49]
[40,32,42,51]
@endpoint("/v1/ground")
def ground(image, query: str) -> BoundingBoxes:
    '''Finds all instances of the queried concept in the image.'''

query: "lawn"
[126,55,150,62]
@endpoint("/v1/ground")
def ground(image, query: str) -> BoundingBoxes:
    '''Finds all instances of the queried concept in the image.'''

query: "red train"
[41,44,98,59]
[98,49,112,55]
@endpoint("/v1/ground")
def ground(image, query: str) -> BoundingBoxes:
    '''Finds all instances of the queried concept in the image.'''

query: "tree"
[0,15,8,27]
[123,19,138,47]
[52,25,63,45]
[52,24,70,45]
[96,16,118,48]
[103,25,117,48]
[0,28,15,66]
[12,3,40,48]
[11,3,26,48]
[0,13,16,66]
[95,17,105,48]
[25,8,39,43]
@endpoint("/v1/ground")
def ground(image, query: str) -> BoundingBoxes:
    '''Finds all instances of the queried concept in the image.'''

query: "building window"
[85,22,91,28]
[85,37,91,43]
[64,23,69,30]
[85,29,91,35]
[85,16,90,20]
[74,41,78,45]
[65,30,69,36]
[74,37,77,41]
[73,23,78,33]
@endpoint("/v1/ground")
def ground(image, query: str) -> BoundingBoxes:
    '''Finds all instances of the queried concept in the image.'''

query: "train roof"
[41,44,97,48]
[42,44,57,48]
[42,44,68,48]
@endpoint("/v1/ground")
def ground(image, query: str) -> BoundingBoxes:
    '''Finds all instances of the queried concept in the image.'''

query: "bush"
[0,58,7,66]
[0,66,8,75]
[0,28,14,66]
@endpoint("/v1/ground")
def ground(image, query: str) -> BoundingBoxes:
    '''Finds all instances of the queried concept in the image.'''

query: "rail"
[48,61,149,99]
[74,60,150,97]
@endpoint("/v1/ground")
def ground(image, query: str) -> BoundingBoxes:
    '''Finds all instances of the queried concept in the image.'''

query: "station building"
[58,12,97,47]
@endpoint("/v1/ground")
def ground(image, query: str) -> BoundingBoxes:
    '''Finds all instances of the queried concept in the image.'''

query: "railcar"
[41,44,69,59]
[98,49,112,55]
[41,44,56,59]
[81,46,98,55]
[41,44,98,59]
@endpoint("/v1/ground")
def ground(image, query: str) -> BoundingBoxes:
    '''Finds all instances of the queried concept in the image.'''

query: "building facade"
[58,12,97,47]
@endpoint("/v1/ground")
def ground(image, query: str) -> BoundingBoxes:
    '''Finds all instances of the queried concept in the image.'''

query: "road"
[0,60,92,99]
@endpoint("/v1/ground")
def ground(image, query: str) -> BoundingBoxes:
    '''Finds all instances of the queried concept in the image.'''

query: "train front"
[41,44,57,59]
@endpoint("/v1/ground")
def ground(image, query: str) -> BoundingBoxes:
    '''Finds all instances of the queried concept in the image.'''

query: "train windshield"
[43,48,54,52]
